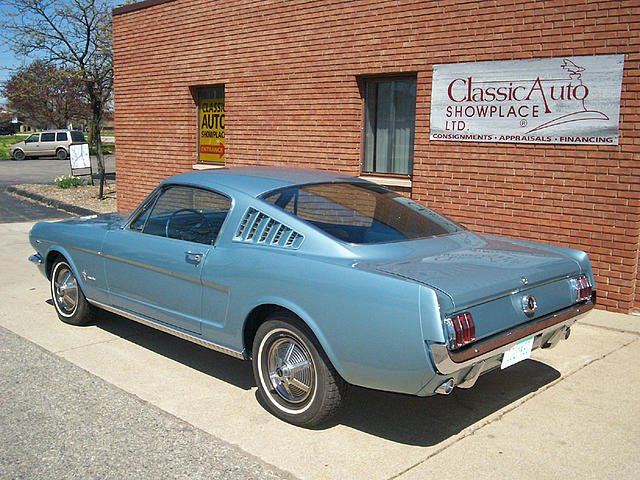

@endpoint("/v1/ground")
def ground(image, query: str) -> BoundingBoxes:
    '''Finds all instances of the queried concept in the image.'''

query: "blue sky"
[0,2,120,106]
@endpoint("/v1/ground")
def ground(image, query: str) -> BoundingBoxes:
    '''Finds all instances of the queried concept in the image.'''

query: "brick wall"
[113,0,640,312]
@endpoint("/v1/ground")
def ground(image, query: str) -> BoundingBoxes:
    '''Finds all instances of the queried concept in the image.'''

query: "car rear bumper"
[429,296,595,375]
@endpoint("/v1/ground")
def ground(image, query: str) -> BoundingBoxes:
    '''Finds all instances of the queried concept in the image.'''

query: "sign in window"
[199,96,225,163]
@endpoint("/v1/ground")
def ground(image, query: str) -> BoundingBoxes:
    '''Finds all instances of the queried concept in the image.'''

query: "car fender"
[44,245,91,295]
[243,295,342,374]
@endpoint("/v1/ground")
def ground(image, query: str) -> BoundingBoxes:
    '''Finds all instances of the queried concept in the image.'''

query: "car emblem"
[522,294,537,316]
[521,277,528,285]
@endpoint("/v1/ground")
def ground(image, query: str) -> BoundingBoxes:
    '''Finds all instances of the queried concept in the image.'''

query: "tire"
[252,312,347,427]
[12,149,25,161]
[56,148,67,160]
[50,259,96,326]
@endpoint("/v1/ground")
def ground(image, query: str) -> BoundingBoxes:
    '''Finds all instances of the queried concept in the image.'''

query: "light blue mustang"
[29,167,595,426]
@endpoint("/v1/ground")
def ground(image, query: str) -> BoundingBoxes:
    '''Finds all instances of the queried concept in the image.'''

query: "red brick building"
[112,0,639,313]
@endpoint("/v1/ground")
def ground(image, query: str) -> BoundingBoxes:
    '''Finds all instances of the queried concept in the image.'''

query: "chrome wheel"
[253,314,347,426]
[267,335,315,404]
[53,264,78,316]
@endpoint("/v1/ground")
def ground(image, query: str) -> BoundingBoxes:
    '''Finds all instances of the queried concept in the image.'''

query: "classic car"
[28,167,595,426]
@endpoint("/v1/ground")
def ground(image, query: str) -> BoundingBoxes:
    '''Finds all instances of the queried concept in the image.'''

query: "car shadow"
[329,359,560,446]
[94,309,256,391]
[94,309,560,446]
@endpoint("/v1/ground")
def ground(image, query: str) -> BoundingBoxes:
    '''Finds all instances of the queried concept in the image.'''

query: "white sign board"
[69,143,91,170]
[430,55,624,145]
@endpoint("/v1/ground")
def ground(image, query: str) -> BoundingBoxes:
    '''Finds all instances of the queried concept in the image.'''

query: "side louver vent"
[234,208,304,249]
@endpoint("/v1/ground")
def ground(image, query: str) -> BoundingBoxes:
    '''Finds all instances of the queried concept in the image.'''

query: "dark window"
[130,186,231,245]
[25,134,39,143]
[40,133,55,142]
[71,131,86,142]
[362,77,417,175]
[262,182,463,244]
[56,132,68,141]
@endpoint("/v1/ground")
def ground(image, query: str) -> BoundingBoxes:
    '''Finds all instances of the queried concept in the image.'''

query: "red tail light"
[444,312,476,350]
[571,275,593,302]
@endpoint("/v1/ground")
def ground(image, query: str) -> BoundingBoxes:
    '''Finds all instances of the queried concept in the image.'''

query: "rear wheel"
[50,259,96,326]
[252,312,347,427]
[12,149,25,161]
[56,148,67,160]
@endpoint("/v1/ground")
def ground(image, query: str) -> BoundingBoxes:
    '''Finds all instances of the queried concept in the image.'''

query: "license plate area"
[501,335,534,369]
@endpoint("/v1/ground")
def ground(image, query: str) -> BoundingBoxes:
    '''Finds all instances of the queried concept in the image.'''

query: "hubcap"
[54,267,78,315]
[267,336,314,404]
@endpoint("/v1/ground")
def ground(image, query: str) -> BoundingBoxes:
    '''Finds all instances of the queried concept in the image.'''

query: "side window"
[133,186,231,245]
[56,132,68,141]
[25,134,39,143]
[362,77,417,175]
[40,133,55,142]
[70,131,86,142]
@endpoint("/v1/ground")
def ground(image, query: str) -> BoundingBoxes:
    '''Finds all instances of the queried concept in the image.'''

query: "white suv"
[10,129,86,160]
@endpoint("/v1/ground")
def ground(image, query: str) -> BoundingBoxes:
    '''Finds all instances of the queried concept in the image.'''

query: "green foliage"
[89,143,115,155]
[55,175,85,189]
[0,134,26,159]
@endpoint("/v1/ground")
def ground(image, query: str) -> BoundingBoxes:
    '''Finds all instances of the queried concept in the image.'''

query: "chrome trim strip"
[429,300,594,374]
[29,253,44,264]
[87,299,245,360]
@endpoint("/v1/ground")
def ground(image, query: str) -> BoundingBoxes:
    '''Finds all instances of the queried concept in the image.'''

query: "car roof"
[166,167,367,197]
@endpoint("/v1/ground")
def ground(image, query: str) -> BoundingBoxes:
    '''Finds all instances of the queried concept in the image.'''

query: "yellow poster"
[199,98,225,163]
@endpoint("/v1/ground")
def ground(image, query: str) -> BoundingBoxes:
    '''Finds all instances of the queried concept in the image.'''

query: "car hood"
[57,212,127,229]
[374,232,581,309]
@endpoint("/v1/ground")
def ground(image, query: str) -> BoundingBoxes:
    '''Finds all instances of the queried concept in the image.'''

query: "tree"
[0,0,113,198]
[2,61,90,130]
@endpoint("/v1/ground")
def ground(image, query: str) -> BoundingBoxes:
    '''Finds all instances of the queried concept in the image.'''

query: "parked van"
[10,129,86,160]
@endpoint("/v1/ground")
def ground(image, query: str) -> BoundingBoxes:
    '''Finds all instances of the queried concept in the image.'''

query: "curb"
[6,185,98,217]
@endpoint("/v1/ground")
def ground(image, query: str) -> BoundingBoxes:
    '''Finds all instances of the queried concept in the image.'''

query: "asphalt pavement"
[0,325,287,480]
[0,154,115,223]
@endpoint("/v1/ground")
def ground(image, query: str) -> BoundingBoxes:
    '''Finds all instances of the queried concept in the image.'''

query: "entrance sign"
[430,55,624,145]
[199,97,225,163]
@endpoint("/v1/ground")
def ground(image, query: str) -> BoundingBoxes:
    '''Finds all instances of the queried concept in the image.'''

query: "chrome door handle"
[185,251,203,266]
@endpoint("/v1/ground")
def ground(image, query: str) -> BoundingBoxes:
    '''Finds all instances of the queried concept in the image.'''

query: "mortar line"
[387,335,640,480]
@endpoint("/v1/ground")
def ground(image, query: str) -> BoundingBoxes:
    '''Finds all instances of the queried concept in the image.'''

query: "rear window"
[261,182,464,244]
[70,131,86,142]
[56,132,68,141]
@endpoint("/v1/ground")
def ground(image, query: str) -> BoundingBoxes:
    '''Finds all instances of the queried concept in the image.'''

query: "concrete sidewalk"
[2,220,639,479]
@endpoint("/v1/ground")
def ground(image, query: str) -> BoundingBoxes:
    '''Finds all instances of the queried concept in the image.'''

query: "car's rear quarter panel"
[203,243,435,395]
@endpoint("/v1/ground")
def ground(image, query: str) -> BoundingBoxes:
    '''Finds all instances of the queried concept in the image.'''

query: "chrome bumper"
[29,253,44,264]
[429,299,595,375]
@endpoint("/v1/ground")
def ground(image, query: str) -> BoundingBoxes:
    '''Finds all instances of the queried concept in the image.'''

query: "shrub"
[55,175,85,188]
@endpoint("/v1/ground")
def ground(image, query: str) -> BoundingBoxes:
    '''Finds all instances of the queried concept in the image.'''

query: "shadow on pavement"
[94,308,560,446]
[95,309,256,390]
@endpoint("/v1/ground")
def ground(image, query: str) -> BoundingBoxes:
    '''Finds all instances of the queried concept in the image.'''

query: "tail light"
[444,312,476,350]
[570,275,593,302]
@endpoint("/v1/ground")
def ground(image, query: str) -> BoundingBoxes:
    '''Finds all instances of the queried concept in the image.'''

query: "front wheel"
[252,313,347,427]
[12,149,25,161]
[50,259,96,326]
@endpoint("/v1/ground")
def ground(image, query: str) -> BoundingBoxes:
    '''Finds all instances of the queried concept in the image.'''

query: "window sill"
[359,175,412,188]
[192,163,226,170]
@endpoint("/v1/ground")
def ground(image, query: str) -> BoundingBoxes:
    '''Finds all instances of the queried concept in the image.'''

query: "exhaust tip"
[435,378,455,395]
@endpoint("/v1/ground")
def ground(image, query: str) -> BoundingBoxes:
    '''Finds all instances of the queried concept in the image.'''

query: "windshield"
[261,182,464,244]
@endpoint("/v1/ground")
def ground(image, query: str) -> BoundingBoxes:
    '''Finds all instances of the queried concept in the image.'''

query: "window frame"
[40,132,56,142]
[359,75,418,178]
[125,184,233,246]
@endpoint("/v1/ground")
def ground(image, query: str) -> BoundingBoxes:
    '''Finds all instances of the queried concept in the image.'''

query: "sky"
[0,1,121,106]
